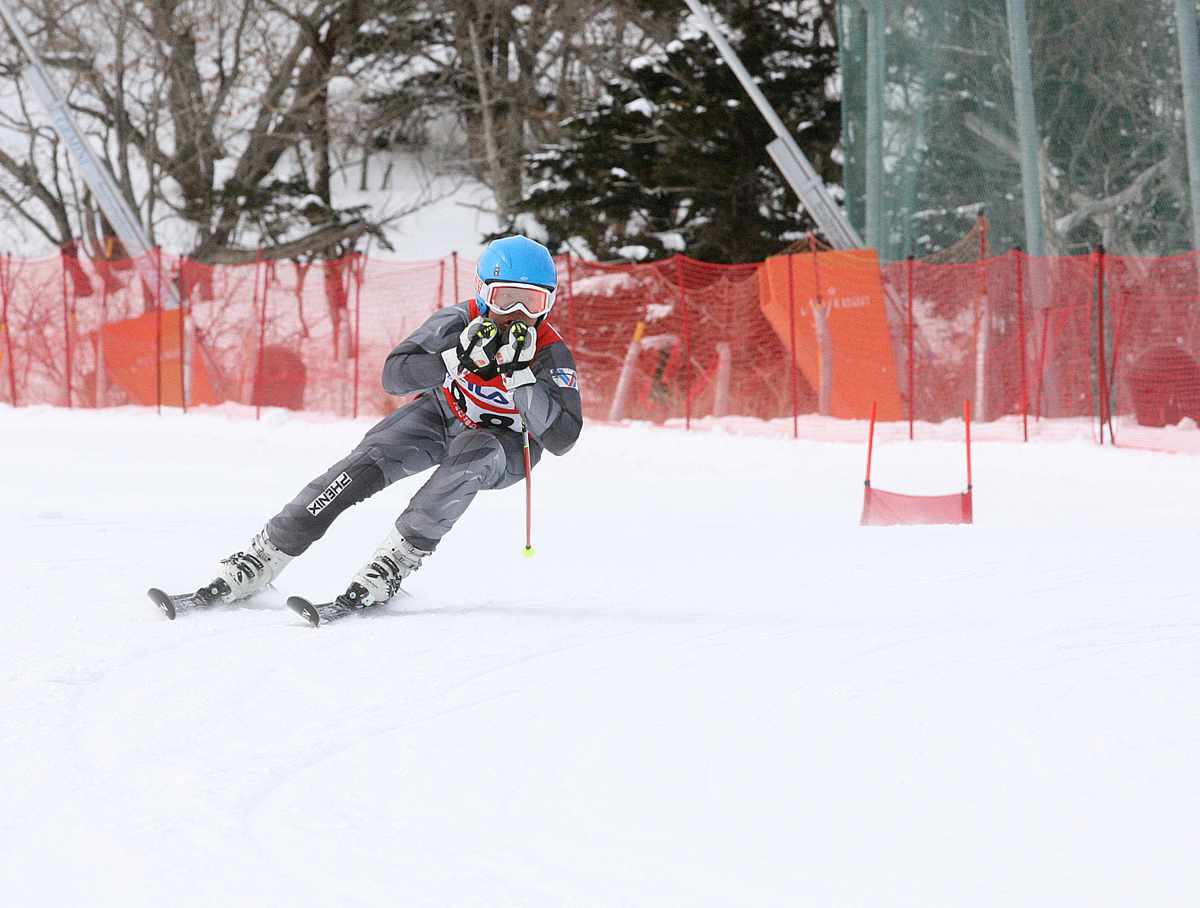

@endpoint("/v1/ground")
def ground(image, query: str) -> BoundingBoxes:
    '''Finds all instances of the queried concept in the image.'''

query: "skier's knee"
[268,449,388,554]
[445,429,511,487]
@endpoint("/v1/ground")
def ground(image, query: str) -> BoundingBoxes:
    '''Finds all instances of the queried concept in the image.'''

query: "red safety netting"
[3,247,1200,445]
[882,250,1200,436]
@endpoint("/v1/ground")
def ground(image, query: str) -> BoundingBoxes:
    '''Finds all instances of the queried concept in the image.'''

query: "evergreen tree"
[516,0,841,264]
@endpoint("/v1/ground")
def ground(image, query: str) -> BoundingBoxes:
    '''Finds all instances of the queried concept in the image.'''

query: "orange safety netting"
[3,248,1200,441]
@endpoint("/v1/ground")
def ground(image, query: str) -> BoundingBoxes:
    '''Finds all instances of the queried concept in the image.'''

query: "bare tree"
[364,0,679,224]
[0,0,693,260]
[0,0,412,262]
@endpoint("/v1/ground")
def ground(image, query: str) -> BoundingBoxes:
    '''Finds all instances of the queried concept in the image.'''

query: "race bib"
[443,374,523,431]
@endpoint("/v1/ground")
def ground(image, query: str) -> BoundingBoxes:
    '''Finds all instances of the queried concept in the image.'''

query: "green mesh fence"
[838,0,1198,262]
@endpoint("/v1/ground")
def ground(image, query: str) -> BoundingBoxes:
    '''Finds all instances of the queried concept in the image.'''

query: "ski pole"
[522,427,535,557]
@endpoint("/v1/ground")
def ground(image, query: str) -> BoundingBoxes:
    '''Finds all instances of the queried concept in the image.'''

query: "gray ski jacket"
[381,301,583,456]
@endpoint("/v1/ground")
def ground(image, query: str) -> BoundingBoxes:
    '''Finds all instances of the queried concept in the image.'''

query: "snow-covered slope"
[1,405,1196,907]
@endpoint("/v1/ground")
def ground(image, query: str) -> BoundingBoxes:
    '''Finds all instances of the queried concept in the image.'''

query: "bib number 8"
[479,413,516,429]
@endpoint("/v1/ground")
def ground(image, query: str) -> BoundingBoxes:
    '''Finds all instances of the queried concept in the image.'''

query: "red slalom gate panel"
[860,400,974,526]
[861,487,974,526]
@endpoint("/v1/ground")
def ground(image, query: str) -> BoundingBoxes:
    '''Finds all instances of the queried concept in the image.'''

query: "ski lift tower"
[681,0,864,250]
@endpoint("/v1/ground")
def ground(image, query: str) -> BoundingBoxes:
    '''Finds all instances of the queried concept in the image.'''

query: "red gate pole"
[964,399,973,489]
[864,400,877,488]
[1015,249,1028,441]
[907,256,915,440]
[451,251,459,303]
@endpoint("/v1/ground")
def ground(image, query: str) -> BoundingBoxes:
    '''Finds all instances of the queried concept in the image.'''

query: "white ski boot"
[207,529,294,603]
[341,529,430,609]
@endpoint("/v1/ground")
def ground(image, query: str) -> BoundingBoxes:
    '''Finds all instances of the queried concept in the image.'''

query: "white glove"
[441,316,499,378]
[496,321,537,389]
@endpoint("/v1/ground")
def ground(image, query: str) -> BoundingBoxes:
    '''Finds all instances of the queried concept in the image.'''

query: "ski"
[287,595,371,626]
[147,585,227,620]
[286,587,410,626]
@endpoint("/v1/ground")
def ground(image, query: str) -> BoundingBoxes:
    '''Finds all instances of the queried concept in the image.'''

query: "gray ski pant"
[265,390,540,556]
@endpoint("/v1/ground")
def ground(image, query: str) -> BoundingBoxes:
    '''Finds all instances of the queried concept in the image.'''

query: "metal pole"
[863,0,886,253]
[522,427,534,557]
[682,0,863,249]
[0,0,180,309]
[1173,0,1200,252]
[1005,0,1046,257]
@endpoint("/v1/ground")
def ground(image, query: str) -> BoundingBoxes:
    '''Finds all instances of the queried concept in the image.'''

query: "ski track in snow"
[1,404,1197,907]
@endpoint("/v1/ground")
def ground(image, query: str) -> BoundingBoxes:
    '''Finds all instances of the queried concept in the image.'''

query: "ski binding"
[147,584,227,620]
[286,595,368,627]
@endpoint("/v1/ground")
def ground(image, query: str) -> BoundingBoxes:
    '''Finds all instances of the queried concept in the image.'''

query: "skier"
[178,235,581,617]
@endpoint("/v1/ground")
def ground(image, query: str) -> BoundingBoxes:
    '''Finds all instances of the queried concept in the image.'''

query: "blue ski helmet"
[475,236,558,320]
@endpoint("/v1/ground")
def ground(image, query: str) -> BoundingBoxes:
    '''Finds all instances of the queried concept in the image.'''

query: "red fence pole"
[352,253,363,419]
[1107,289,1132,431]
[1094,245,1112,443]
[255,248,266,420]
[178,287,188,414]
[565,253,578,353]
[1015,249,1028,441]
[1,255,16,406]
[676,256,691,430]
[907,256,915,440]
[787,252,798,438]
[61,248,72,408]
[452,251,460,303]
[1035,307,1051,421]
[164,248,187,414]
[154,253,163,415]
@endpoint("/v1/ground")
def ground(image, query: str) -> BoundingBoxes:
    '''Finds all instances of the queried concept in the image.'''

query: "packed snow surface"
[1,405,1196,907]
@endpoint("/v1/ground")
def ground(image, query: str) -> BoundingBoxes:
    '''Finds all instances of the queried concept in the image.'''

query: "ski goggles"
[477,280,556,317]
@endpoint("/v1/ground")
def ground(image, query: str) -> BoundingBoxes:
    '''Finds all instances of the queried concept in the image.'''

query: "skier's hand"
[495,320,536,373]
[442,316,500,379]
[497,320,538,390]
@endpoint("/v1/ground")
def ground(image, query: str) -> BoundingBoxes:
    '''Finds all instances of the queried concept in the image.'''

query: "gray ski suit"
[265,301,582,555]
